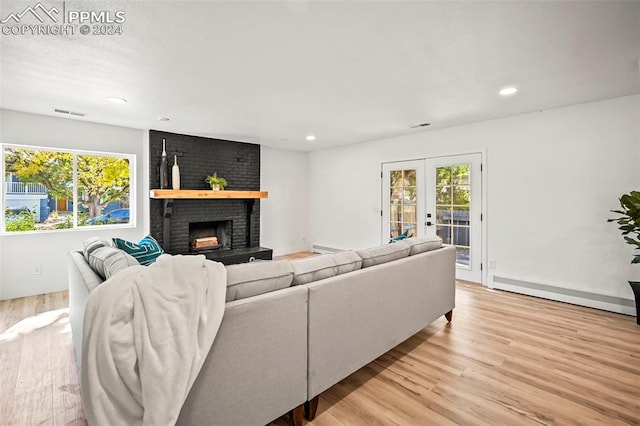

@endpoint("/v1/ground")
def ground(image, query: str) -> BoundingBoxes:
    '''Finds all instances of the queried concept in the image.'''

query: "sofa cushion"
[405,236,443,255]
[332,251,362,275]
[226,260,294,302]
[290,255,337,285]
[85,245,139,280]
[113,235,164,266]
[356,241,410,268]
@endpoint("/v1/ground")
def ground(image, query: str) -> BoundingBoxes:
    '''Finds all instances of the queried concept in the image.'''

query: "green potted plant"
[205,172,228,191]
[608,190,640,325]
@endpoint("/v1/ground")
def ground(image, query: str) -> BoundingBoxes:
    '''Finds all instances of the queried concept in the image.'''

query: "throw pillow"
[356,241,410,268]
[289,255,337,285]
[113,235,164,266]
[82,237,112,263]
[87,246,139,280]
[405,236,443,255]
[332,251,362,275]
[225,260,294,302]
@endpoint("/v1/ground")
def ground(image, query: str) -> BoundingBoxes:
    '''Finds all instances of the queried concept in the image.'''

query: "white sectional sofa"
[69,237,456,425]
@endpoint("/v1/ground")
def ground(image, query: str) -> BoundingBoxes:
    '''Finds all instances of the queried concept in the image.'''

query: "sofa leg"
[289,404,304,426]
[304,396,319,421]
[445,310,453,322]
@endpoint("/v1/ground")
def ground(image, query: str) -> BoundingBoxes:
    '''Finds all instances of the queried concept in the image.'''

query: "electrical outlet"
[32,264,42,275]
[489,260,496,269]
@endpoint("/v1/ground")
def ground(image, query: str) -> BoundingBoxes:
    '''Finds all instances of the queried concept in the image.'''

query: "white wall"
[0,109,148,300]
[0,111,309,299]
[309,95,640,312]
[261,146,311,255]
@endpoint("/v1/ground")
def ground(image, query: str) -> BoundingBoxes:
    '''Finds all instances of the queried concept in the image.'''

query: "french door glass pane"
[435,164,472,266]
[436,206,451,225]
[456,247,470,266]
[453,226,470,246]
[403,205,416,222]
[452,165,470,184]
[390,222,401,238]
[390,204,400,222]
[391,170,403,187]
[388,168,418,240]
[436,186,451,204]
[453,185,470,205]
[403,169,416,186]
[390,188,403,203]
[404,186,417,203]
[436,225,452,244]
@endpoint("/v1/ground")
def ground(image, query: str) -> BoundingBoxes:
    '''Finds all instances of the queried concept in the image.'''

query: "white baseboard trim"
[312,245,345,254]
[490,274,636,316]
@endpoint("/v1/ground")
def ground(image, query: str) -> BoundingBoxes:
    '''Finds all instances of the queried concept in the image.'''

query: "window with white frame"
[2,144,134,232]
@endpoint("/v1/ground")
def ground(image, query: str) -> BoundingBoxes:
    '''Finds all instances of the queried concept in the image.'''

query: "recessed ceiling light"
[108,97,127,104]
[499,87,518,96]
[306,135,316,141]
[157,117,170,121]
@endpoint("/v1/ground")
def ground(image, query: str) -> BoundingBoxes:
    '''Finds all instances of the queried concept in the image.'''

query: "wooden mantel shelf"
[150,189,268,199]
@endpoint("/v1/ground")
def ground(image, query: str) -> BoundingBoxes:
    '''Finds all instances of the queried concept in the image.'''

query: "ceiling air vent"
[54,108,86,117]
[409,122,431,128]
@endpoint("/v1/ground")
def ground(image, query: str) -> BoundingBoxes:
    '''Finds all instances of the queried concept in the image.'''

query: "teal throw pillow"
[113,235,164,266]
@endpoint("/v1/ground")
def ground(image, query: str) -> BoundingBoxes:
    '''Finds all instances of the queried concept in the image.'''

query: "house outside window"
[1,144,134,233]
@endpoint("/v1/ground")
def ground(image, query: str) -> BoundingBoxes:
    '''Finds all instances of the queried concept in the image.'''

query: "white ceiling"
[1,0,639,151]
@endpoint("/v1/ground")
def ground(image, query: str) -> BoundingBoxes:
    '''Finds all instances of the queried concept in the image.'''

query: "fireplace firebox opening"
[189,220,233,252]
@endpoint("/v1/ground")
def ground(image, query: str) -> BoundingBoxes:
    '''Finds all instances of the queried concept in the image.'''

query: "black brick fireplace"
[149,130,272,264]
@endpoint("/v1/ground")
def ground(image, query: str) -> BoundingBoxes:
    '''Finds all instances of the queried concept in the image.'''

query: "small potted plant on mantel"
[608,190,640,325]
[205,172,228,191]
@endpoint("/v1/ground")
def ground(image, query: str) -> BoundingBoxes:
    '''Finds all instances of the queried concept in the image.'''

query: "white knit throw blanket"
[81,254,226,426]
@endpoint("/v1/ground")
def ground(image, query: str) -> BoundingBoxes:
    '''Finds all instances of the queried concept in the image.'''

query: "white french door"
[425,154,482,283]
[381,160,425,243]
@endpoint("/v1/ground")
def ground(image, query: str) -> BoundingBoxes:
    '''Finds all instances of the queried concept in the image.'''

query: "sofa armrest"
[177,284,308,426]
[68,251,103,368]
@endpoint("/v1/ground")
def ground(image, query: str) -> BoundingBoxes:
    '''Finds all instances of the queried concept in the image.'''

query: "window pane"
[390,204,400,222]
[436,185,451,204]
[452,207,470,226]
[403,205,416,223]
[390,170,403,188]
[436,166,451,186]
[404,223,416,238]
[390,187,403,204]
[436,225,452,244]
[403,169,416,187]
[403,186,416,203]
[436,206,451,225]
[453,185,470,206]
[390,222,401,238]
[453,226,470,246]
[77,155,130,227]
[456,247,470,267]
[452,165,470,184]
[4,147,72,232]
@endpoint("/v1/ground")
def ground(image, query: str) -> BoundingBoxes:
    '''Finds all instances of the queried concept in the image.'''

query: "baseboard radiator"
[491,274,636,316]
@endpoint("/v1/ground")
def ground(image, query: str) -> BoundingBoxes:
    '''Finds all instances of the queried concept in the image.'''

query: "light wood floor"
[1,282,639,425]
